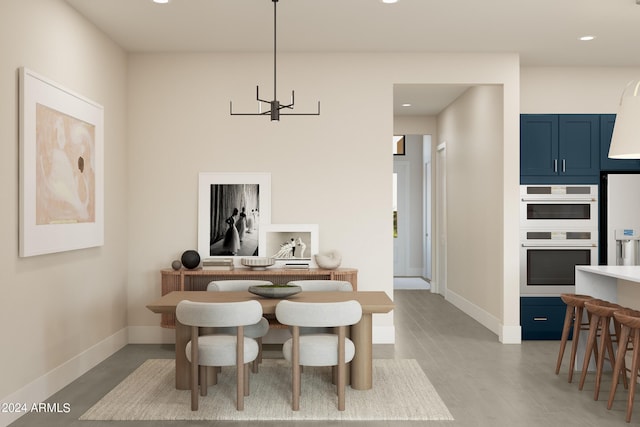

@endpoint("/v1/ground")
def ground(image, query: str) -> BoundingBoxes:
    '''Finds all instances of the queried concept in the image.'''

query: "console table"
[159,267,358,328]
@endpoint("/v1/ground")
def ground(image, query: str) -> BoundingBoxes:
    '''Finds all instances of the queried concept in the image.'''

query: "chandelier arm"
[230,111,274,116]
[280,101,321,115]
[256,86,271,104]
[279,112,321,116]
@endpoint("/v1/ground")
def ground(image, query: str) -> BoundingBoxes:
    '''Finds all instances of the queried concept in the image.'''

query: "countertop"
[576,265,640,282]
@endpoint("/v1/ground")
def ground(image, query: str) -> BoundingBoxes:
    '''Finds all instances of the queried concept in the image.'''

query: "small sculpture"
[181,250,201,270]
[171,260,182,271]
[272,239,296,259]
[272,236,309,259]
[315,250,342,269]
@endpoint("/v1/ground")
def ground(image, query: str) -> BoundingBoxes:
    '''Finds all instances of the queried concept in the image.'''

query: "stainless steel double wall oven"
[520,185,598,295]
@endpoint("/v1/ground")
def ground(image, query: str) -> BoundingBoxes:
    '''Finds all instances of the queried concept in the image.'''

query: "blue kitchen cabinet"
[521,114,600,184]
[521,115,558,177]
[599,114,640,171]
[520,297,568,340]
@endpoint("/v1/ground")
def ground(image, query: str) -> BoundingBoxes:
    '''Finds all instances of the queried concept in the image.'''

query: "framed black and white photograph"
[259,224,319,264]
[19,67,104,257]
[197,172,271,258]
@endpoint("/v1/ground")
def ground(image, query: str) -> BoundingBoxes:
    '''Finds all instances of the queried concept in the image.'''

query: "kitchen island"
[575,265,640,306]
[574,265,640,370]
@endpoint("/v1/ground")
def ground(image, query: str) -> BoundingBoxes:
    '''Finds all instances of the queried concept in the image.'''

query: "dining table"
[147,290,395,391]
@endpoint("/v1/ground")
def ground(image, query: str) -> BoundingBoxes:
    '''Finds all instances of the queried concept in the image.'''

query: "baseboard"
[402,268,426,277]
[500,324,522,344]
[445,289,503,339]
[0,328,127,427]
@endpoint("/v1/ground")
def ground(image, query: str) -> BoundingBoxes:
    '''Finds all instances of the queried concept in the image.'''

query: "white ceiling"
[64,0,640,116]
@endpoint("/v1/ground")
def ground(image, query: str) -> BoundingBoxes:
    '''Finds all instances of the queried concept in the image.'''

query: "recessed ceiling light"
[402,103,412,107]
[153,0,170,4]
[382,0,399,3]
[579,35,595,41]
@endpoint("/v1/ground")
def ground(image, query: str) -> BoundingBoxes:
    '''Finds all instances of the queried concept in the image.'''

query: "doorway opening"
[393,134,432,291]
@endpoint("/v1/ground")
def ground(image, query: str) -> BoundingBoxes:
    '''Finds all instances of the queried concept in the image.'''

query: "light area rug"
[80,358,453,421]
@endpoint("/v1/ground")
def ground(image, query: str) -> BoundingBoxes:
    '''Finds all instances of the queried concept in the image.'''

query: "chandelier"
[230,0,320,121]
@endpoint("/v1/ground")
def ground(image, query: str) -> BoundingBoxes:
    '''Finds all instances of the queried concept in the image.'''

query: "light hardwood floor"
[9,290,637,426]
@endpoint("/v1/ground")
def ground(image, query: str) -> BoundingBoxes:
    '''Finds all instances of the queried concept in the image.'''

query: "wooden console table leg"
[350,313,373,390]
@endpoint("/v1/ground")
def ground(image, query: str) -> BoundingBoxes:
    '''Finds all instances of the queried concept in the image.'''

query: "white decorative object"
[259,224,319,267]
[241,257,275,270]
[315,250,342,270]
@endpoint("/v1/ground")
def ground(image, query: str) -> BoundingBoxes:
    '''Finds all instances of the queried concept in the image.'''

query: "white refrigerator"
[602,173,640,265]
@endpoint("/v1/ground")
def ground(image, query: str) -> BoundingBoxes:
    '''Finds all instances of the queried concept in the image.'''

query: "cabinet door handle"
[533,317,548,321]
[554,159,558,173]
[562,159,566,172]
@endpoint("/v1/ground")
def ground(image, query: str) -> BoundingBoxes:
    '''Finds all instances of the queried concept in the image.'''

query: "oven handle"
[520,197,596,202]
[521,243,597,248]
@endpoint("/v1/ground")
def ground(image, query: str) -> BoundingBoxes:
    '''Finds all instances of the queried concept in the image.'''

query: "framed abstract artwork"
[19,68,104,257]
[197,172,271,259]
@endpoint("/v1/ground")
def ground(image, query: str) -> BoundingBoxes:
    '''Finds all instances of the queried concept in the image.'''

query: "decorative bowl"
[315,250,342,269]
[248,284,301,298]
[241,257,275,270]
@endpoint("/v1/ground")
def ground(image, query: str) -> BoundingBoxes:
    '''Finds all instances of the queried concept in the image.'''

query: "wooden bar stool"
[578,299,624,400]
[608,308,640,423]
[556,293,593,382]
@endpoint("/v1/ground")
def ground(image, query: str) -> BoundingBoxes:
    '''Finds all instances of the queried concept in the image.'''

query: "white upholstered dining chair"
[206,280,271,372]
[287,280,353,335]
[275,299,362,411]
[287,279,353,291]
[175,300,263,411]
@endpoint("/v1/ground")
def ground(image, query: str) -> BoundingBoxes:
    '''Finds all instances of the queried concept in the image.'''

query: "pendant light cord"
[273,0,278,102]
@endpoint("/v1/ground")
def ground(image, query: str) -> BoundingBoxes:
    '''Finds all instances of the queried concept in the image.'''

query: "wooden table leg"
[350,313,373,390]
[175,320,190,390]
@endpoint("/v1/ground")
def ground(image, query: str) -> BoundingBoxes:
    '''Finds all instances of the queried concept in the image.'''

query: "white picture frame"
[197,172,271,260]
[259,224,319,266]
[19,67,104,257]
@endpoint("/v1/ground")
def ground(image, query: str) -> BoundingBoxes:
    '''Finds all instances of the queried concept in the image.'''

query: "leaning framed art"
[197,172,271,259]
[19,67,104,257]
[259,223,319,265]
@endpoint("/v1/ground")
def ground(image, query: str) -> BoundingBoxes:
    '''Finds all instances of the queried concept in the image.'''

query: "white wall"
[0,0,128,424]
[126,53,398,343]
[394,115,437,136]
[438,85,506,327]
[521,67,640,113]
[125,53,521,346]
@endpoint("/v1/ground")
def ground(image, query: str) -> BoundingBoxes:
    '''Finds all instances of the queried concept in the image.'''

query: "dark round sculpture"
[180,250,201,270]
